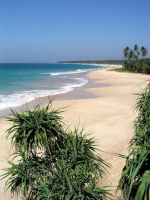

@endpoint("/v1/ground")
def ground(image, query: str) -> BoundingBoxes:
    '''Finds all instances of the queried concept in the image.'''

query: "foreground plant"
[2,100,111,199]
[31,128,111,200]
[6,101,65,157]
[118,83,150,199]
[2,100,66,198]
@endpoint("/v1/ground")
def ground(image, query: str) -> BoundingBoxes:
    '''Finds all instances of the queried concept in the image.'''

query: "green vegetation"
[109,68,138,74]
[57,60,124,65]
[2,100,111,200]
[58,45,150,75]
[109,68,127,73]
[123,45,150,74]
[118,83,150,199]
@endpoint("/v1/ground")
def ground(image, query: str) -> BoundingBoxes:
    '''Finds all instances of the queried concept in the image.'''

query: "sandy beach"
[0,64,149,199]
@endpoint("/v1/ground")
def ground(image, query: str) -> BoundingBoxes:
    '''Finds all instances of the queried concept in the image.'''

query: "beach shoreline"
[0,66,106,117]
[0,63,121,117]
[0,63,104,114]
[0,63,114,117]
[1,64,149,199]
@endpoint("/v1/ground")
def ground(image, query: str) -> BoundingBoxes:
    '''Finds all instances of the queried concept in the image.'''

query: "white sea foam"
[50,69,88,76]
[50,71,83,76]
[0,78,88,110]
[76,69,82,72]
[40,68,94,76]
[39,71,83,75]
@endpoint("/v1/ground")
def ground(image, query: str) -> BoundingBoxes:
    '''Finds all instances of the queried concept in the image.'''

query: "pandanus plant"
[2,101,66,199]
[118,83,150,200]
[2,100,111,200]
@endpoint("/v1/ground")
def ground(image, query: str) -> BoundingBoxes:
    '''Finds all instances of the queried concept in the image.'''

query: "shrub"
[118,83,150,199]
[2,100,111,200]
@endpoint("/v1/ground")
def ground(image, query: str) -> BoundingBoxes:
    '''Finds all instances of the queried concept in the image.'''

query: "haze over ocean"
[0,63,104,110]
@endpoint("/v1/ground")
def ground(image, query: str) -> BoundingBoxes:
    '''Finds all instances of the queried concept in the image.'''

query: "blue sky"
[0,0,150,63]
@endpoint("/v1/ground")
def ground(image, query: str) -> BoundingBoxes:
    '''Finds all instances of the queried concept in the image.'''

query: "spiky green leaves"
[135,170,150,200]
[2,100,110,199]
[6,100,65,156]
[118,83,150,199]
[32,128,111,200]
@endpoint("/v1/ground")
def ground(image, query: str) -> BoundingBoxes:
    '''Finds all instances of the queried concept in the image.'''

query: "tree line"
[57,60,124,65]
[123,45,150,74]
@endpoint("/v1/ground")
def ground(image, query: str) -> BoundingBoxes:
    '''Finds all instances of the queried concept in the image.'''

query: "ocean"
[0,63,104,111]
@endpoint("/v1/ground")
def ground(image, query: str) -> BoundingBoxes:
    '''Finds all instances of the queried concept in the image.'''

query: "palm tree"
[123,46,130,60]
[134,44,138,53]
[140,46,148,58]
[128,50,135,61]
[134,44,140,60]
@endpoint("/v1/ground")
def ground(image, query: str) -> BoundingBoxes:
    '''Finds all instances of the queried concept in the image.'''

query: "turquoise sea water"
[0,63,104,110]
